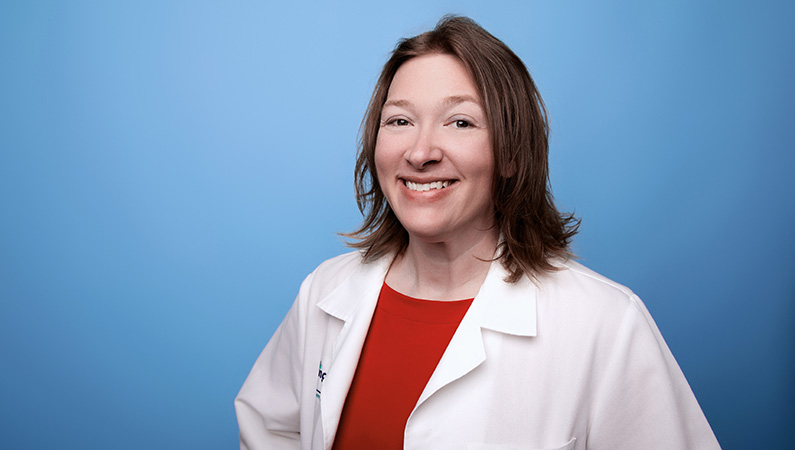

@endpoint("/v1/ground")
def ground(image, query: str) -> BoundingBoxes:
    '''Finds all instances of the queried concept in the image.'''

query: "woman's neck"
[385,230,499,301]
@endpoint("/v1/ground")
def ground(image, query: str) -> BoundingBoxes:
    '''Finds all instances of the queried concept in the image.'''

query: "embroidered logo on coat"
[316,361,327,399]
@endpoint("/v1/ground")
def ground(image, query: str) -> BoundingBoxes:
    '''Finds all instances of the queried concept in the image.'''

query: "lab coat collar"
[313,253,538,446]
[472,257,538,337]
[315,253,537,337]
[314,254,390,449]
[416,257,537,407]
[315,254,391,323]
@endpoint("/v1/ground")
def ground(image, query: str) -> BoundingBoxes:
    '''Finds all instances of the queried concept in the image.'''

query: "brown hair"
[344,15,579,282]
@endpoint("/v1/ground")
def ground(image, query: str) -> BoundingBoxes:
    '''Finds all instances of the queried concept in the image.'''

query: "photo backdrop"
[1,1,792,449]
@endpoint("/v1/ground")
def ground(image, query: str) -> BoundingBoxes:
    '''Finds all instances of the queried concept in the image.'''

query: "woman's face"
[375,53,495,244]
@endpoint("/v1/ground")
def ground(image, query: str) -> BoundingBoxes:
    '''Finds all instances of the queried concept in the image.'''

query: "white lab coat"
[235,251,721,450]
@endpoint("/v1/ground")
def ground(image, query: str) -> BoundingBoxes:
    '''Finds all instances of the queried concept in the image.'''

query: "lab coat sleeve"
[587,295,721,450]
[235,271,315,450]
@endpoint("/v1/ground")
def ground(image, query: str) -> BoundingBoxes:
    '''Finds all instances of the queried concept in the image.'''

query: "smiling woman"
[235,15,722,450]
[375,53,496,296]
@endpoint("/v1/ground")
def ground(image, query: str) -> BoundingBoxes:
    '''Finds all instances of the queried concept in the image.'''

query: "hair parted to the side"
[343,15,580,282]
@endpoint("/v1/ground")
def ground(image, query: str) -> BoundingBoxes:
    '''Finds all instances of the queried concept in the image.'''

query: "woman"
[236,16,721,450]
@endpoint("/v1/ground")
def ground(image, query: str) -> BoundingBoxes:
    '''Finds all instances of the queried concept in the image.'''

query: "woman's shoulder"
[535,260,664,355]
[312,250,366,275]
[557,259,635,296]
[302,251,364,289]
[538,258,644,314]
[297,251,390,304]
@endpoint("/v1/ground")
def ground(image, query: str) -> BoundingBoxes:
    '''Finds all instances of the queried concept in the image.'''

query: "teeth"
[405,180,451,192]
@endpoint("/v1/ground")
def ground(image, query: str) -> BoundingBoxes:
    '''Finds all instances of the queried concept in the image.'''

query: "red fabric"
[331,283,473,450]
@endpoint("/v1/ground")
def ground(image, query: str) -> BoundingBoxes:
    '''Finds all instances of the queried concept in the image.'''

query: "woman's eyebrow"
[383,95,480,110]
[443,95,480,107]
[382,99,411,109]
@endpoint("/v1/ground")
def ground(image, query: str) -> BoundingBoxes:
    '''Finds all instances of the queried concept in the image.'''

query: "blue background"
[1,1,792,449]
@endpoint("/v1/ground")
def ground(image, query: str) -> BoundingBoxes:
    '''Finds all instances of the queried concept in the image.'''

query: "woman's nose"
[405,126,443,169]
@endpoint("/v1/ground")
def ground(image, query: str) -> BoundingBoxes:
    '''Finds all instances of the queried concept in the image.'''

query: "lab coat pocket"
[467,437,576,450]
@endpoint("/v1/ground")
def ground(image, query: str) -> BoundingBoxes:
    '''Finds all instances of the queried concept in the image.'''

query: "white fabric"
[235,251,721,450]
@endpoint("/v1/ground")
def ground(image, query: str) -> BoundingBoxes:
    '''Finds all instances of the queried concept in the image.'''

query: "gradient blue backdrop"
[1,1,792,449]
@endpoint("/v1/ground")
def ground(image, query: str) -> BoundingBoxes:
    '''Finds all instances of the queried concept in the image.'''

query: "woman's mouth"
[404,180,453,192]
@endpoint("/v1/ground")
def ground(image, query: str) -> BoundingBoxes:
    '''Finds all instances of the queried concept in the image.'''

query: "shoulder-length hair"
[344,15,579,282]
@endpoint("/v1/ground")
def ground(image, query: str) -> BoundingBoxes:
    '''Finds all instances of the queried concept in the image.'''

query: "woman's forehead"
[385,54,482,107]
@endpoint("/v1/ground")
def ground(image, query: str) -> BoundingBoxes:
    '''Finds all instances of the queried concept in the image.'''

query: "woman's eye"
[454,119,471,128]
[384,118,410,126]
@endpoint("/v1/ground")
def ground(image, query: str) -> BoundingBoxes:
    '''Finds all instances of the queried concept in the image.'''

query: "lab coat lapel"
[416,260,538,406]
[315,255,391,449]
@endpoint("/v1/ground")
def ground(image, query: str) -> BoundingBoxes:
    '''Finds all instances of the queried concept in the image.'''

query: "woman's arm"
[587,295,721,449]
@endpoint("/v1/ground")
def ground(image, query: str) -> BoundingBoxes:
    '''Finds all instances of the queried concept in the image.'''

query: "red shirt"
[331,283,473,450]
